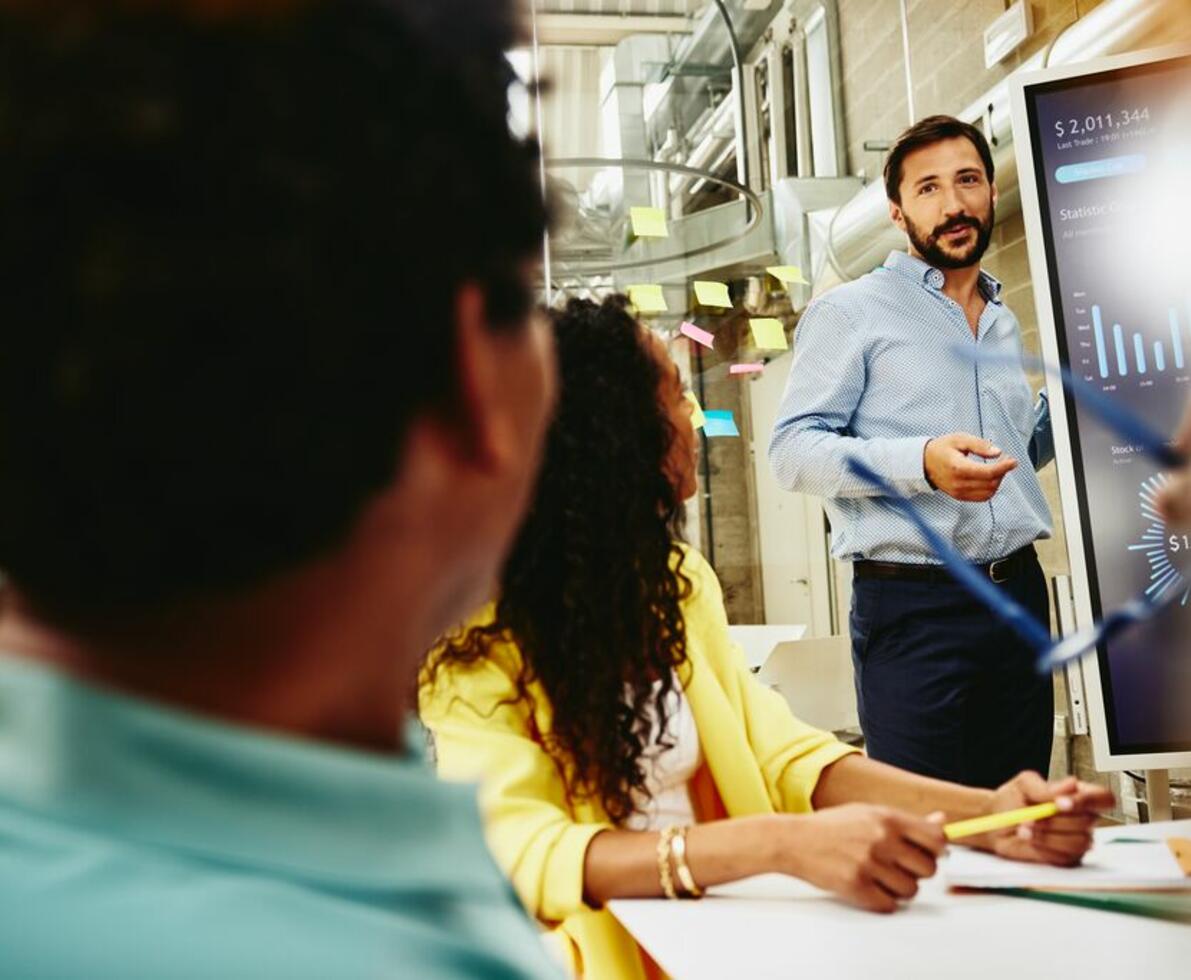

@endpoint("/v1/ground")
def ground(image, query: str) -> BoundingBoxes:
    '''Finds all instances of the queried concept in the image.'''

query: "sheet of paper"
[679,321,715,349]
[767,264,808,285]
[629,206,669,238]
[703,410,740,438]
[684,391,706,430]
[693,280,732,308]
[627,283,668,314]
[942,838,1191,892]
[730,362,764,375]
[749,318,788,350]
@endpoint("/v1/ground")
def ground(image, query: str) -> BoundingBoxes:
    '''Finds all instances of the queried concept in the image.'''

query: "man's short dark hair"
[883,114,995,203]
[0,1,548,614]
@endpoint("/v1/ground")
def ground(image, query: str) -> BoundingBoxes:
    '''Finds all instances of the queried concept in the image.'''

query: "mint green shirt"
[0,655,560,979]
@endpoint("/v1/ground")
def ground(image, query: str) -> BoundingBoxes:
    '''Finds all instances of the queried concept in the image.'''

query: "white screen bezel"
[1008,43,1191,772]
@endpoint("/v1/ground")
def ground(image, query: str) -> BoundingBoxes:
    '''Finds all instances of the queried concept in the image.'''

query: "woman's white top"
[624,674,703,831]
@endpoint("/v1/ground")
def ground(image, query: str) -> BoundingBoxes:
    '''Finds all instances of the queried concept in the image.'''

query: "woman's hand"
[780,804,947,913]
[967,771,1114,866]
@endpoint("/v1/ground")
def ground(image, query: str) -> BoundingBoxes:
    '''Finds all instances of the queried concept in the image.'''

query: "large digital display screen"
[1024,54,1191,755]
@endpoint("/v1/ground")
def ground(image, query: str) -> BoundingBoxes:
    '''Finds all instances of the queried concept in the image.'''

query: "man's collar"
[884,250,1003,304]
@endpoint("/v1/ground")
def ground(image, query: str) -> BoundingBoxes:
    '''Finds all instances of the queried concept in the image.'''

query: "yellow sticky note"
[767,265,809,286]
[693,280,732,308]
[627,284,668,314]
[685,391,706,430]
[750,318,788,350]
[630,206,669,238]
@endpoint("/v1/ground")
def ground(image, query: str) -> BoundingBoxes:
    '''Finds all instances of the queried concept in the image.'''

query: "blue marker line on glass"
[956,346,1185,469]
[845,456,1181,673]
[843,458,1053,654]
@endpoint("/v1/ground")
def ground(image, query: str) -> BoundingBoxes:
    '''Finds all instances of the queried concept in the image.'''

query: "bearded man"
[769,115,1056,789]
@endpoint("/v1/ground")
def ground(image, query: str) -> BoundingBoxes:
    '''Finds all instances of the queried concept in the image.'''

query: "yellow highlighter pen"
[944,802,1060,841]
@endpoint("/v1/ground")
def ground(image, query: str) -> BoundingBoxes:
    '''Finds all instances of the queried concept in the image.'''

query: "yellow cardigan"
[419,545,858,979]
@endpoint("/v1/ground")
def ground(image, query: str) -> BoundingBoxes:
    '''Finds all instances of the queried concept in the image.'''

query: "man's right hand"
[924,433,1017,502]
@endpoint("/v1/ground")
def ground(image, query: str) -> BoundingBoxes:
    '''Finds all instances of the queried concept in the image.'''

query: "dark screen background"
[1025,56,1191,754]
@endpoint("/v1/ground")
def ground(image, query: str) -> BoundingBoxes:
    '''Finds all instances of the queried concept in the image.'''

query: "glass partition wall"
[520,1,855,638]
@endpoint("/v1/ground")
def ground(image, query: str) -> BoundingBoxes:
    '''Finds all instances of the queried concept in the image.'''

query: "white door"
[747,350,835,636]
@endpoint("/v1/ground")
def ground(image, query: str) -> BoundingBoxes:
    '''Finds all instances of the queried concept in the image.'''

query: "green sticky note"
[684,391,706,430]
[627,284,668,314]
[750,317,788,350]
[767,265,809,285]
[693,280,732,308]
[630,206,669,238]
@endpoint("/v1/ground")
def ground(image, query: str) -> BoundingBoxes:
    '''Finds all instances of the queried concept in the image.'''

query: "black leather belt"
[854,545,1036,585]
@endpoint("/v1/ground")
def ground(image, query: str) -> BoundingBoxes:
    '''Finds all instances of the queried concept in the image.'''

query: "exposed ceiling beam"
[535,13,692,46]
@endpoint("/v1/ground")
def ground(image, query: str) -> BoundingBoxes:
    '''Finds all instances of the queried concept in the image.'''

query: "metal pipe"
[712,0,751,198]
[543,156,764,273]
[791,32,814,177]
[897,0,916,124]
[529,2,553,306]
[819,0,1191,291]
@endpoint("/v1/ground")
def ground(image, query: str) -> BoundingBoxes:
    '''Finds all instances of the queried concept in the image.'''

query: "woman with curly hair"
[419,295,1111,979]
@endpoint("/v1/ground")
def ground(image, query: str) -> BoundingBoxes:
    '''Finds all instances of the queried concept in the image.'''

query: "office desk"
[609,824,1191,979]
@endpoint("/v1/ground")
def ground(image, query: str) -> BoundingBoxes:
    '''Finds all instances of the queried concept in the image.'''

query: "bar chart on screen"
[1071,291,1191,392]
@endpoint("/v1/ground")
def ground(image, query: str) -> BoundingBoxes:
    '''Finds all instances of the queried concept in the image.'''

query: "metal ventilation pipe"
[818,0,1191,293]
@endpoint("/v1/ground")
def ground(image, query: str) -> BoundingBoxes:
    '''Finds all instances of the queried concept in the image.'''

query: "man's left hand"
[967,771,1115,866]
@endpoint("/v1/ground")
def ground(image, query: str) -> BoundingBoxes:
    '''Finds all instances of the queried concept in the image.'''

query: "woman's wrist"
[765,814,809,878]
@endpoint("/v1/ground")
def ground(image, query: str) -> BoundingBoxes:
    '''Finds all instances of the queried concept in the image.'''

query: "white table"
[609,822,1191,979]
[725,624,807,672]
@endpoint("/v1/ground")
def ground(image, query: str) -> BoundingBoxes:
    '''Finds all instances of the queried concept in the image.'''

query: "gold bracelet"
[656,826,679,900]
[669,826,703,899]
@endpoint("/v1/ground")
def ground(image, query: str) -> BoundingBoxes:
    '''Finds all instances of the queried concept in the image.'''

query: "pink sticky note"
[730,362,765,375]
[679,321,715,349]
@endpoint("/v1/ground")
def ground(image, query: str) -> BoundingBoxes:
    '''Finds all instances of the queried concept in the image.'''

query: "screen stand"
[1144,769,1173,822]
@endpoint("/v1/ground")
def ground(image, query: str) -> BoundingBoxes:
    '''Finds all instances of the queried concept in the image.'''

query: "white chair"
[756,636,858,734]
[726,624,808,672]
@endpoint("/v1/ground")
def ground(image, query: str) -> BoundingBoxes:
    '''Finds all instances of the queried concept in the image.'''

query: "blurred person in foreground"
[420,296,1113,980]
[0,2,561,977]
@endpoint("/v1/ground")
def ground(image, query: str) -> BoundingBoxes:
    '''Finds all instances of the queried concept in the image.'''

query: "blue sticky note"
[703,410,739,438]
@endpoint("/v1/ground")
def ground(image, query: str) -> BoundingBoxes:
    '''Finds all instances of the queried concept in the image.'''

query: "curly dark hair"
[0,0,546,617]
[425,295,692,824]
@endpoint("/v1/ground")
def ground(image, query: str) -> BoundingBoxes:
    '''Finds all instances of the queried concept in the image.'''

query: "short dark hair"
[883,114,995,203]
[0,1,548,614]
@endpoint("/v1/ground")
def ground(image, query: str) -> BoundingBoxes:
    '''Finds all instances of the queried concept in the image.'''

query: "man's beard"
[904,203,995,270]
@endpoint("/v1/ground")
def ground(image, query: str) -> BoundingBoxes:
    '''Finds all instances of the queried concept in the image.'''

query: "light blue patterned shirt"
[768,250,1052,565]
